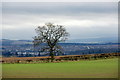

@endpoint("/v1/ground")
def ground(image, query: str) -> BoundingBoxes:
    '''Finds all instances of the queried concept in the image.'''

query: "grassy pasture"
[2,58,118,78]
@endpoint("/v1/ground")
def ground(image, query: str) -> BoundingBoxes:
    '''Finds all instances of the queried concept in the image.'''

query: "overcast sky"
[2,2,118,40]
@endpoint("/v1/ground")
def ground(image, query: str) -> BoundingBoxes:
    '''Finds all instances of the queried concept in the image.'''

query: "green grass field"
[2,58,118,78]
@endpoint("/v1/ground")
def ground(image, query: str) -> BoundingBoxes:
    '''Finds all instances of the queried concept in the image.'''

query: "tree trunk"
[51,53,54,62]
[50,49,54,62]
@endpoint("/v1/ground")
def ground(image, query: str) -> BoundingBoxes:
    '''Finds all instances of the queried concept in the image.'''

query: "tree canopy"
[33,23,69,62]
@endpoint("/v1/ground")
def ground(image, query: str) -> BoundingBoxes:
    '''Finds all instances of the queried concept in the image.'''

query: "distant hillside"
[66,37,118,43]
[1,39,32,46]
[1,38,118,46]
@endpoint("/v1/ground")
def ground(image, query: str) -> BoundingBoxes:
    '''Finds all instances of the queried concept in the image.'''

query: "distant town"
[0,39,119,57]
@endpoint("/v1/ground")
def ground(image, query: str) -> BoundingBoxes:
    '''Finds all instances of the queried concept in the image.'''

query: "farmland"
[2,58,118,78]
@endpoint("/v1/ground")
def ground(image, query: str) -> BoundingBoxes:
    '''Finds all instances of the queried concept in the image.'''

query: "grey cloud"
[2,2,118,40]
[2,2,117,15]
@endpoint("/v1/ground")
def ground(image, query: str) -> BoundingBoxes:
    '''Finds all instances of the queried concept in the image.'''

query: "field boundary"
[1,53,119,63]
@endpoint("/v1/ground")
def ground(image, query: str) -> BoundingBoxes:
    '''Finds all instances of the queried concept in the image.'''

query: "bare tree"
[33,23,69,62]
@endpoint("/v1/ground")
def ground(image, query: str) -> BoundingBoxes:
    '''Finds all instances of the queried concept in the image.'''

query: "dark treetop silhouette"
[33,23,69,62]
